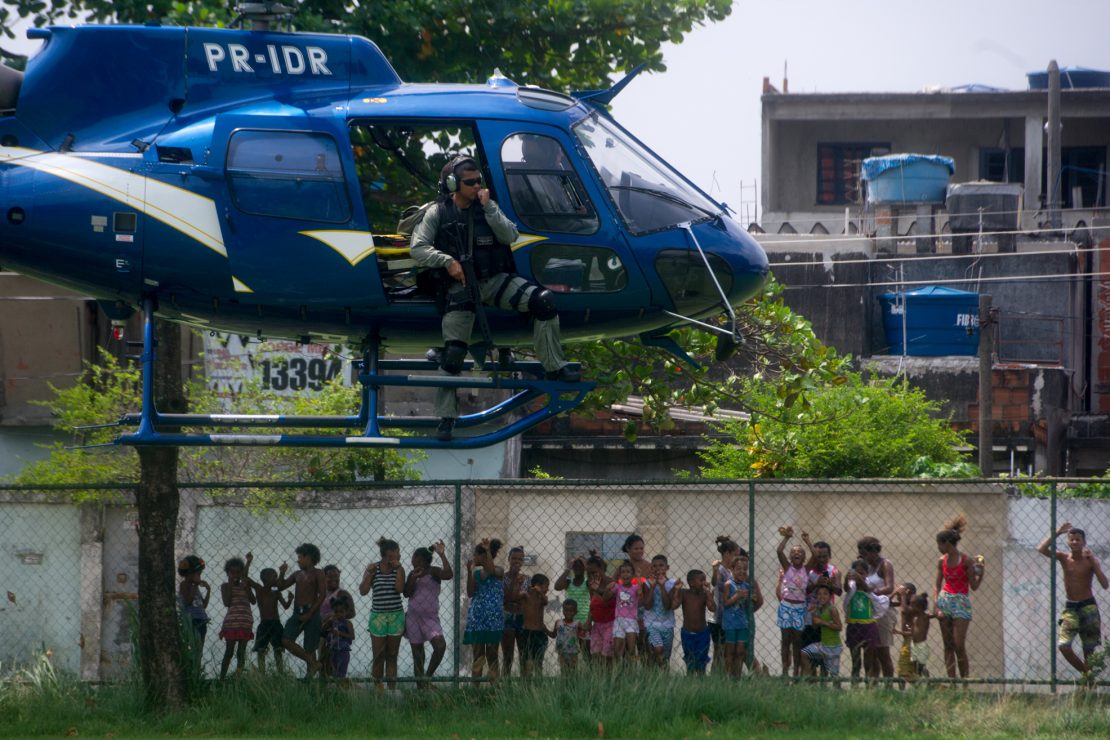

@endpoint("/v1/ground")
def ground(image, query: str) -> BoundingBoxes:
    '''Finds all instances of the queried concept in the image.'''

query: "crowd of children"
[176,513,1107,683]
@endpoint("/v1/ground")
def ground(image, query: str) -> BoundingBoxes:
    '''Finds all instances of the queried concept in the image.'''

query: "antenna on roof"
[232,2,295,31]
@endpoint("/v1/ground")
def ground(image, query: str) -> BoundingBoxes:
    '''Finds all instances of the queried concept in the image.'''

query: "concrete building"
[756,68,1110,475]
[761,75,1110,235]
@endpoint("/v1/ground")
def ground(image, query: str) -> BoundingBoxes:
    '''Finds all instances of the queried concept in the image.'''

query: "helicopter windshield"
[573,113,720,235]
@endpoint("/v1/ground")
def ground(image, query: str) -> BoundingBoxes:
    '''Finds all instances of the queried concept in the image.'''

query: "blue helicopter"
[0,7,769,449]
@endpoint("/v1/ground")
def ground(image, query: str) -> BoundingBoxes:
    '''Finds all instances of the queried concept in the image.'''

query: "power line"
[766,244,1093,270]
[777,266,1110,288]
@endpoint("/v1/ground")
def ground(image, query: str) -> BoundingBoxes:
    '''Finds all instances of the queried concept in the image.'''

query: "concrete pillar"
[636,492,669,557]
[78,505,104,681]
[761,112,774,216]
[1023,114,1044,230]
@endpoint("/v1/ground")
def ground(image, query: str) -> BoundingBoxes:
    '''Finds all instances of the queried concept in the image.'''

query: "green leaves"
[9,1,732,93]
[697,373,973,479]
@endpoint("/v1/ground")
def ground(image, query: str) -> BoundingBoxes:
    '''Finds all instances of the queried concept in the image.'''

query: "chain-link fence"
[1,480,1107,687]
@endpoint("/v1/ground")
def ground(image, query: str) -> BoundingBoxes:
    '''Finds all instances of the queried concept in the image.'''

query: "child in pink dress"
[404,540,454,687]
[611,561,644,661]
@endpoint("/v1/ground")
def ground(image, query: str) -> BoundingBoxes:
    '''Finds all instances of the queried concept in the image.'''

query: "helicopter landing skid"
[115,300,593,449]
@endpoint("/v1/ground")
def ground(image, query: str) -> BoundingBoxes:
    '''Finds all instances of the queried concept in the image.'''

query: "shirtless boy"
[673,569,716,674]
[519,573,551,677]
[277,542,328,676]
[1038,522,1109,676]
[251,565,293,672]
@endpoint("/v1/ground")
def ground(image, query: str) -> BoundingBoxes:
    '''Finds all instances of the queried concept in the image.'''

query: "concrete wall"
[0,500,82,673]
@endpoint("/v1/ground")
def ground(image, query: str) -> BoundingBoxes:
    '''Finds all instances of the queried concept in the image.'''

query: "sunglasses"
[862,544,882,553]
[461,176,483,186]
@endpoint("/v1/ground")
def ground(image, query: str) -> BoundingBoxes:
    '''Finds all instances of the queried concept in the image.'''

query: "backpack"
[396,200,442,240]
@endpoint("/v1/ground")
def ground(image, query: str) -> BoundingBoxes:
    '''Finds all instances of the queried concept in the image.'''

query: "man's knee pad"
[441,340,468,374]
[527,288,558,320]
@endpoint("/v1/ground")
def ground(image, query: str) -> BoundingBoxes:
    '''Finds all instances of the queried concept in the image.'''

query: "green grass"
[2,663,1109,738]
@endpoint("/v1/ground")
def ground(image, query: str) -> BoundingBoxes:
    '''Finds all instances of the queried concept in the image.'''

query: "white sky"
[5,0,1108,218]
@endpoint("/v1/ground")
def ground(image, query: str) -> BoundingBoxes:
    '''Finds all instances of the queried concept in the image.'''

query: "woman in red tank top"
[933,514,984,679]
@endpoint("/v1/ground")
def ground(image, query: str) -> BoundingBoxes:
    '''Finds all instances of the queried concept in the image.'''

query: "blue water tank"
[1027,67,1110,90]
[878,286,980,356]
[862,154,956,204]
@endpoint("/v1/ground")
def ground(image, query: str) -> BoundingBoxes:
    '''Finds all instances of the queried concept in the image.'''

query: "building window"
[978,148,1024,184]
[565,531,632,572]
[501,133,599,234]
[816,142,890,205]
[227,130,351,223]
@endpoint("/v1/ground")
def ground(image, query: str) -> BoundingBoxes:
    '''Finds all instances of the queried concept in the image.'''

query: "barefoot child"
[554,556,590,656]
[909,593,932,677]
[585,551,615,664]
[674,569,716,674]
[277,543,327,676]
[318,565,345,677]
[641,555,678,668]
[218,554,256,679]
[251,566,292,673]
[520,573,551,677]
[933,514,983,679]
[404,540,453,686]
[501,546,528,677]
[844,559,880,680]
[464,539,505,679]
[710,536,742,672]
[553,599,584,673]
[177,555,210,654]
[775,526,808,676]
[721,556,753,677]
[360,537,405,689]
[800,582,843,678]
[611,561,644,662]
[1038,522,1109,677]
[892,582,918,681]
[329,596,356,682]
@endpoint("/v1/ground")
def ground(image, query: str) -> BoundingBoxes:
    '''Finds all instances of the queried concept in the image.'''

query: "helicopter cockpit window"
[573,113,720,236]
[501,134,598,235]
[348,122,479,235]
[226,131,350,223]
[530,243,627,294]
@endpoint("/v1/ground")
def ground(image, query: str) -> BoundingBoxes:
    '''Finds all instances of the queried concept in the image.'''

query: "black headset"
[441,155,480,194]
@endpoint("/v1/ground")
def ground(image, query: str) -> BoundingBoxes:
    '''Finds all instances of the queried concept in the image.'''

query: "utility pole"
[978,294,995,476]
[1047,60,1062,229]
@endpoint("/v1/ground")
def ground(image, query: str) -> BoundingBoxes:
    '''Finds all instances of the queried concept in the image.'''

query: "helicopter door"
[210,116,381,307]
[478,122,652,323]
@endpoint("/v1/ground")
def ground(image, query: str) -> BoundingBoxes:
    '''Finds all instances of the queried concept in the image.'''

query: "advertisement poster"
[202,333,351,399]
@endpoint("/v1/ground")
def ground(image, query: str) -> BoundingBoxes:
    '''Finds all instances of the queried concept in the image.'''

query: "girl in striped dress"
[360,537,406,689]
[218,553,256,678]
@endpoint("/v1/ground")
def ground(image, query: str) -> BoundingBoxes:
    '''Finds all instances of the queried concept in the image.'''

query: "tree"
[696,373,972,479]
[7,1,731,89]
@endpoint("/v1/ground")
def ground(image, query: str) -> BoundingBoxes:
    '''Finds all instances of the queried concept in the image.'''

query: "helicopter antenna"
[232,2,295,31]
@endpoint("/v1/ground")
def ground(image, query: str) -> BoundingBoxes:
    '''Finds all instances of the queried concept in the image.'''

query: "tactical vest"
[433,199,515,281]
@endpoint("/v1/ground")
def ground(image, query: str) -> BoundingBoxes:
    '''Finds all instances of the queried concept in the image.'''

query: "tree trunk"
[135,319,189,709]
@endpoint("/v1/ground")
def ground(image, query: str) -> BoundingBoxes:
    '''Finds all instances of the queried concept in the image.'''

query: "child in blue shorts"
[722,552,762,677]
[641,554,678,668]
[675,569,715,674]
